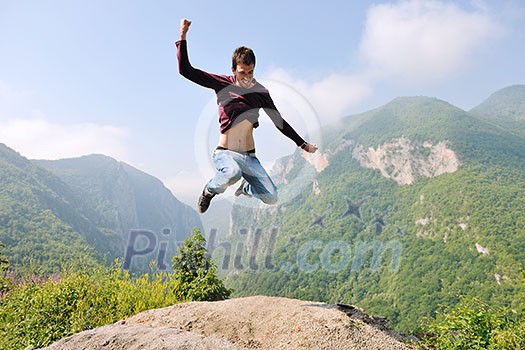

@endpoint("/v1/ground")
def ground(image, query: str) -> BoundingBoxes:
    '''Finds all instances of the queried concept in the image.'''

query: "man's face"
[233,62,255,89]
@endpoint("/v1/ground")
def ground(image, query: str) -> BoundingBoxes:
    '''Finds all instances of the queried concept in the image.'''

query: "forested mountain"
[0,148,202,273]
[0,145,102,273]
[470,84,525,137]
[206,85,525,331]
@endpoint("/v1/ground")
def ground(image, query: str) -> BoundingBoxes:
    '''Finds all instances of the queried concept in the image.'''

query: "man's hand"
[179,18,191,40]
[302,143,318,153]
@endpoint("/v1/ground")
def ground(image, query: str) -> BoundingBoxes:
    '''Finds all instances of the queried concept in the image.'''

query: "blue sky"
[0,0,524,205]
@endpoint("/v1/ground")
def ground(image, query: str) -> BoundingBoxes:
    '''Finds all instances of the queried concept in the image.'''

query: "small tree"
[171,228,232,301]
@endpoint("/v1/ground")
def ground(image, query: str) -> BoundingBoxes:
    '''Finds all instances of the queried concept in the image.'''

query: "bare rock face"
[352,137,459,185]
[270,137,459,190]
[42,296,414,350]
[302,151,330,172]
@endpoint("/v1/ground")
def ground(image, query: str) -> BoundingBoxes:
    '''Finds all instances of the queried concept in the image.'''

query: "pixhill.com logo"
[206,227,403,274]
[123,197,405,274]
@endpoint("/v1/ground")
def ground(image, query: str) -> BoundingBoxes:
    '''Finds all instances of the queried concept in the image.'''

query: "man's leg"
[197,150,243,213]
[207,150,243,195]
[239,155,278,204]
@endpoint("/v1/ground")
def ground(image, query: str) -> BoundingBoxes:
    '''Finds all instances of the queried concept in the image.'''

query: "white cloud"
[359,0,501,83]
[256,0,501,124]
[263,68,372,124]
[0,118,129,160]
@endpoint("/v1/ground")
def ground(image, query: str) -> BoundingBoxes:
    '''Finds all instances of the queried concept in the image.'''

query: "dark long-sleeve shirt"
[176,40,306,147]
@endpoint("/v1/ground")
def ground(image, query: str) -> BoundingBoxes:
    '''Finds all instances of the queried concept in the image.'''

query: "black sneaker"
[197,186,215,213]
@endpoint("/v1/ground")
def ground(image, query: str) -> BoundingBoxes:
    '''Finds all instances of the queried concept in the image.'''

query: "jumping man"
[176,19,318,213]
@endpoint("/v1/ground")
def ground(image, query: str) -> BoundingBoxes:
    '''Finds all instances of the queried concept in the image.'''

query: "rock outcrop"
[43,296,414,350]
[352,137,459,185]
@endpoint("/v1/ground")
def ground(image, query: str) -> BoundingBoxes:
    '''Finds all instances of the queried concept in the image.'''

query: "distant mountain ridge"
[35,155,201,242]
[470,84,525,137]
[0,144,104,272]
[204,85,525,331]
[0,147,202,273]
[471,84,525,121]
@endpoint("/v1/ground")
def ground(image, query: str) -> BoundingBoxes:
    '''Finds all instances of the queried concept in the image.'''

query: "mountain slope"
[35,155,203,271]
[0,144,102,273]
[0,145,203,273]
[207,87,525,331]
[470,84,525,137]
[340,95,525,168]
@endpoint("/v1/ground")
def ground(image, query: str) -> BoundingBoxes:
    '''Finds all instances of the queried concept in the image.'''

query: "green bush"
[0,263,179,349]
[0,227,232,350]
[418,297,525,350]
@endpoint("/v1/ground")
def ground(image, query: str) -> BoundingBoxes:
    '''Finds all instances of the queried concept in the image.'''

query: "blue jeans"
[207,149,278,204]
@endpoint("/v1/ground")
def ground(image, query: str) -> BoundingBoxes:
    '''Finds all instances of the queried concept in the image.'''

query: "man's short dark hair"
[232,46,256,69]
